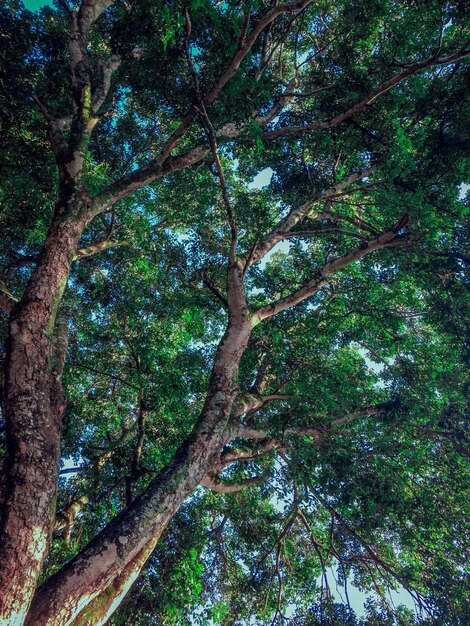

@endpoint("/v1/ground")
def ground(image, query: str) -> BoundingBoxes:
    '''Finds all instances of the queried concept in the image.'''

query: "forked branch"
[246,168,374,267]
[254,215,411,321]
[264,49,470,139]
[232,403,388,441]
[92,1,313,213]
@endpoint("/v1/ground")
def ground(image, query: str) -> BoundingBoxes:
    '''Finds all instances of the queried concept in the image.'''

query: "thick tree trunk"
[0,191,91,625]
[71,538,161,626]
[26,305,253,626]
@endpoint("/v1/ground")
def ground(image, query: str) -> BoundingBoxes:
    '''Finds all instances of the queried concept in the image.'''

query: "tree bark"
[0,189,92,625]
[70,538,161,626]
[26,267,253,625]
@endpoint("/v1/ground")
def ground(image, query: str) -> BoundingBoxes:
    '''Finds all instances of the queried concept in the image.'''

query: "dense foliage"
[0,0,468,624]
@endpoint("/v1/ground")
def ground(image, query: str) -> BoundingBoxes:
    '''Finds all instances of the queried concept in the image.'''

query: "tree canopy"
[0,1,468,624]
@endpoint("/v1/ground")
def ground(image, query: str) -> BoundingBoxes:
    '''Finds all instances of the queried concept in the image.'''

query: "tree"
[0,0,468,623]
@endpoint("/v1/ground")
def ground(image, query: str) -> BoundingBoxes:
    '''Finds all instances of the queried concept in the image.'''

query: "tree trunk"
[26,308,253,626]
[71,539,161,626]
[0,190,92,625]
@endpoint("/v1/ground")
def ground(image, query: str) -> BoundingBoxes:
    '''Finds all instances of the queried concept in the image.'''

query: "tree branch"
[246,168,374,267]
[91,1,313,214]
[234,425,323,442]
[254,215,411,321]
[92,54,121,114]
[203,271,229,309]
[272,228,368,242]
[185,9,237,263]
[0,283,17,313]
[70,362,140,390]
[92,145,209,214]
[77,0,114,37]
[32,96,68,159]
[50,309,69,378]
[312,209,381,236]
[264,49,470,140]
[62,537,159,626]
[256,76,298,126]
[203,1,313,106]
[200,471,262,493]
[329,403,384,427]
[233,392,290,418]
[61,0,116,179]
[54,495,90,544]
[221,438,282,466]
[233,403,388,441]
[74,238,130,260]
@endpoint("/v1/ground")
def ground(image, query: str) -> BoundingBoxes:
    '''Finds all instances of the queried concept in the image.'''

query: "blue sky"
[23,0,51,10]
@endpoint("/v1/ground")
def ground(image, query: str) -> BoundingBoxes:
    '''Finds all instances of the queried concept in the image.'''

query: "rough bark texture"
[70,537,162,626]
[0,190,92,625]
[26,266,252,625]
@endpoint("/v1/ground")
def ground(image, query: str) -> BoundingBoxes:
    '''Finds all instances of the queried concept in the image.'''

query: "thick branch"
[77,0,114,38]
[63,1,116,179]
[92,54,121,114]
[233,392,290,417]
[74,238,130,260]
[32,97,67,159]
[312,210,381,236]
[27,306,254,625]
[273,228,368,242]
[221,438,282,466]
[254,215,411,321]
[54,495,89,544]
[247,168,374,267]
[255,76,298,126]
[201,471,261,493]
[233,403,387,441]
[264,49,470,140]
[329,403,384,427]
[67,538,160,626]
[92,145,209,214]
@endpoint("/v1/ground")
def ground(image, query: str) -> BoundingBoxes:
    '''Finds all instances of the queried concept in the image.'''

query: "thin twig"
[185,9,237,261]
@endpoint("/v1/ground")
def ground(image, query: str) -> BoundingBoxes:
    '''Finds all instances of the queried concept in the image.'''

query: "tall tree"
[0,0,468,624]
